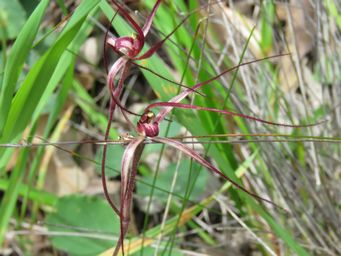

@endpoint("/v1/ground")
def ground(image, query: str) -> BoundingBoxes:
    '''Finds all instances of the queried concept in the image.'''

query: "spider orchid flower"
[111,53,325,254]
[105,0,192,97]
[102,0,208,215]
[102,0,162,216]
[107,0,161,59]
[104,0,200,124]
[105,0,206,103]
[105,0,161,101]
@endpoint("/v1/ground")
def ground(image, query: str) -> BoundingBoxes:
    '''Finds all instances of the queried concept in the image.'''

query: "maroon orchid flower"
[102,0,208,216]
[101,0,163,216]
[104,0,199,103]
[105,0,161,93]
[104,0,209,107]
[111,54,323,255]
[100,3,323,254]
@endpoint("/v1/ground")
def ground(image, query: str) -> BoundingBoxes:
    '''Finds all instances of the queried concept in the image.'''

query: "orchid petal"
[132,12,191,61]
[133,1,226,61]
[113,136,144,256]
[104,9,120,74]
[113,60,130,98]
[154,54,290,122]
[149,102,320,128]
[111,62,137,130]
[106,37,117,48]
[107,56,128,92]
[131,62,205,96]
[101,57,130,216]
[142,0,162,36]
[120,137,144,211]
[111,0,144,42]
[151,137,286,212]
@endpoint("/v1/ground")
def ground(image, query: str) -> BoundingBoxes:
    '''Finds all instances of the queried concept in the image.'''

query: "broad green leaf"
[46,195,120,256]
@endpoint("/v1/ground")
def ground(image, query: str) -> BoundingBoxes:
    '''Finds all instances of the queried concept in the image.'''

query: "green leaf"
[46,195,120,256]
[0,130,33,245]
[325,0,341,29]
[0,0,101,142]
[18,0,40,16]
[0,178,57,206]
[32,7,98,124]
[137,160,208,201]
[0,0,49,136]
[260,0,275,54]
[0,0,26,40]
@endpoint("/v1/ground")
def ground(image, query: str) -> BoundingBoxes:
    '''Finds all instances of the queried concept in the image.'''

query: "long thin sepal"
[132,10,191,61]
[103,10,120,74]
[112,137,145,256]
[154,54,290,122]
[148,102,323,128]
[131,62,205,96]
[151,137,287,213]
[111,0,144,42]
[133,1,222,61]
[142,0,162,36]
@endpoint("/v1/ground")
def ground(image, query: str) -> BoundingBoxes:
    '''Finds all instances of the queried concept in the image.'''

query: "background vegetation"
[0,0,340,255]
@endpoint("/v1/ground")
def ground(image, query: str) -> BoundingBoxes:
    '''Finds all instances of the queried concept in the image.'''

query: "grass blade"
[0,0,49,135]
[0,0,101,143]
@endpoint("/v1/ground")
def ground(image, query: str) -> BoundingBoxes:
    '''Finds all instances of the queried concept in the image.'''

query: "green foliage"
[18,0,40,16]
[0,0,102,247]
[0,0,101,142]
[0,0,26,40]
[260,0,275,54]
[0,0,339,255]
[95,145,124,178]
[137,159,208,202]
[46,195,120,256]
[0,0,49,136]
